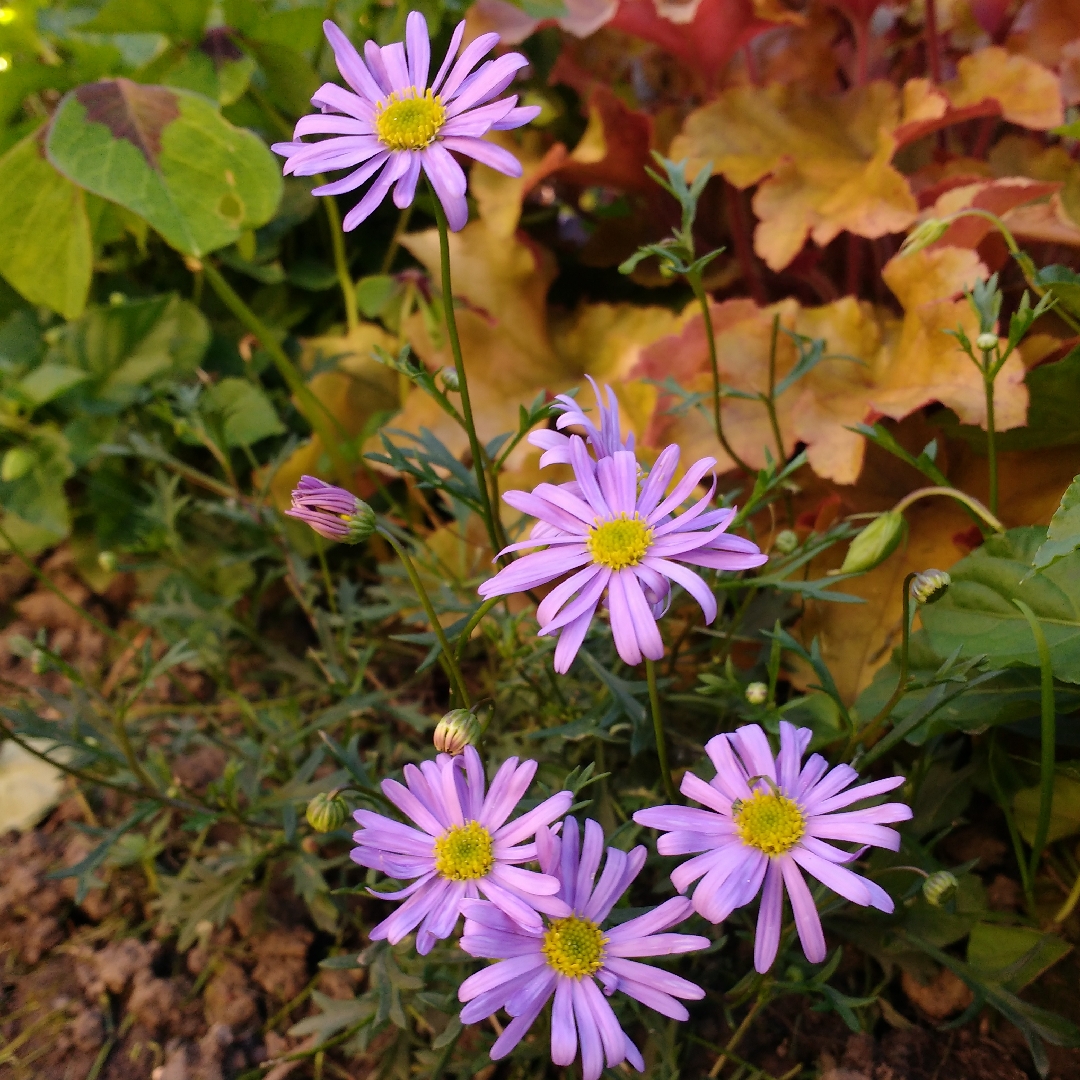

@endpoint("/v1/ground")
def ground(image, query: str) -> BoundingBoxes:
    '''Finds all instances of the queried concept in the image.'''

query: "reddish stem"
[724,181,768,306]
[846,233,863,298]
[925,0,942,82]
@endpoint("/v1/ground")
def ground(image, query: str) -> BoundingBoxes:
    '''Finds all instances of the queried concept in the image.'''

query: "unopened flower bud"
[923,869,958,907]
[910,569,950,605]
[975,332,998,352]
[838,511,906,575]
[98,551,118,573]
[745,682,768,705]
[439,366,460,392]
[773,529,798,555]
[900,218,949,256]
[433,709,482,755]
[306,790,349,833]
[30,647,48,675]
[286,475,376,544]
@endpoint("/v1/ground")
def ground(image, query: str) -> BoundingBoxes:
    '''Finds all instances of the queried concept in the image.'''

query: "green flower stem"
[891,485,1004,534]
[319,181,359,333]
[687,269,752,474]
[376,525,470,708]
[990,730,1035,910]
[707,983,771,1078]
[645,658,679,804]
[455,596,502,661]
[983,356,999,516]
[431,196,505,558]
[846,572,917,758]
[200,260,352,485]
[763,312,786,464]
[945,208,1080,333]
[1015,599,1056,887]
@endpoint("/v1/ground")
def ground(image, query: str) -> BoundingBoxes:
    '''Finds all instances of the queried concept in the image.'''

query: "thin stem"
[925,0,942,82]
[1053,869,1080,925]
[688,270,753,474]
[989,731,1035,910]
[847,573,916,757]
[763,313,786,464]
[380,202,414,275]
[200,260,352,484]
[377,526,470,708]
[708,987,769,1078]
[891,485,1004,533]
[430,196,503,558]
[0,521,127,646]
[316,536,337,615]
[455,596,501,661]
[983,361,998,516]
[318,180,358,333]
[645,658,679,804]
[1015,599,1055,885]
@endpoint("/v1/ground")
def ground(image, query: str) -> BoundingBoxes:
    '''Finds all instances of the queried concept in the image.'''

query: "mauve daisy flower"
[271,13,540,231]
[351,746,573,954]
[285,475,376,543]
[458,818,709,1080]
[477,436,767,672]
[528,376,634,468]
[633,721,912,973]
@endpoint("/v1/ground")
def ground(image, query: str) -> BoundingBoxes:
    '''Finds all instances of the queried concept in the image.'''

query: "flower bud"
[975,332,998,352]
[433,709,482,755]
[745,681,768,705]
[439,366,460,392]
[30,647,48,675]
[1,446,34,482]
[772,529,798,555]
[838,511,905,575]
[922,869,958,907]
[98,550,118,573]
[910,569,950,605]
[306,790,349,833]
[286,475,376,544]
[899,218,949,256]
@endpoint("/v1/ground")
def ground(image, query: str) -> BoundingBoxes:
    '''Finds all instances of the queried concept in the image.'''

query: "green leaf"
[1032,476,1080,573]
[201,377,284,447]
[15,363,89,407]
[1014,770,1080,845]
[967,923,1072,992]
[63,294,210,403]
[921,528,1080,684]
[79,0,211,39]
[0,427,74,537]
[46,79,283,257]
[0,130,92,319]
[223,0,326,51]
[1034,265,1080,320]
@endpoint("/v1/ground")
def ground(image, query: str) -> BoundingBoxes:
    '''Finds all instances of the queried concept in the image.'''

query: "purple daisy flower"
[458,817,709,1080]
[633,721,913,973]
[477,436,767,672]
[285,475,376,543]
[351,746,572,954]
[271,13,540,231]
[528,376,634,468]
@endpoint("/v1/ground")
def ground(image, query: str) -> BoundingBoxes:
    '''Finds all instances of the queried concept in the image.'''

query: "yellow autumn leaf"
[267,322,398,512]
[671,82,918,270]
[946,46,1063,130]
[632,246,1028,484]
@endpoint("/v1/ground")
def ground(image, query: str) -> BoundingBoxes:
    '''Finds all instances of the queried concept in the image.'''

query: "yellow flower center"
[587,514,653,571]
[733,790,806,857]
[542,916,606,978]
[375,88,446,151]
[433,821,494,880]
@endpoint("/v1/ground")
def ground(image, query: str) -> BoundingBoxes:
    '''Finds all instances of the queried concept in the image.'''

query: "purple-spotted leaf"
[46,78,282,257]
